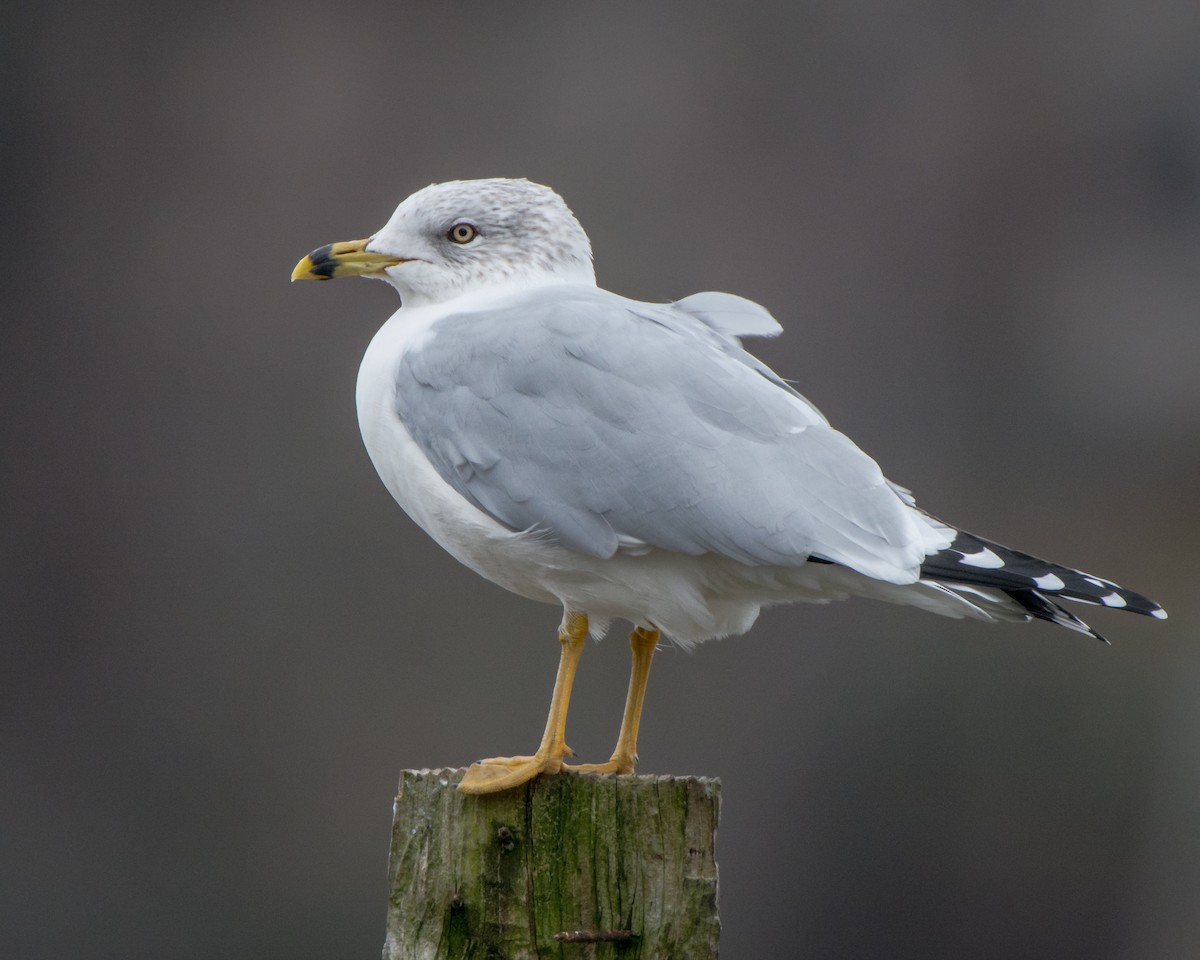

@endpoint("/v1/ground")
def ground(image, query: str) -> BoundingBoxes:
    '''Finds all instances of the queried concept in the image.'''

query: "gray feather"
[672,291,783,339]
[395,286,922,582]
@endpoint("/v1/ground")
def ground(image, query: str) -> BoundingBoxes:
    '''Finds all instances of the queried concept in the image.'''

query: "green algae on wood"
[384,768,720,960]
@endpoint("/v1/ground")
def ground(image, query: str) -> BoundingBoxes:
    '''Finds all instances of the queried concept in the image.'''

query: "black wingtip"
[920,529,1166,631]
[1007,588,1109,642]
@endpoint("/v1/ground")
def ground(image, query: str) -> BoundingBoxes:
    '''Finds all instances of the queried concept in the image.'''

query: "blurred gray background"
[4,2,1198,958]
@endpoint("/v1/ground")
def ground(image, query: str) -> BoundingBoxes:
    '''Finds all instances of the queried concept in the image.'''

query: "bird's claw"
[458,752,566,794]
[563,757,636,776]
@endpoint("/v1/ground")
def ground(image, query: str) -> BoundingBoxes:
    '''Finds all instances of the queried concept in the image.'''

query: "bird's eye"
[446,222,479,244]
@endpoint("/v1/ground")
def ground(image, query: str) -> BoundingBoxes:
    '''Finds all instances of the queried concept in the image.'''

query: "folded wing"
[395,286,946,584]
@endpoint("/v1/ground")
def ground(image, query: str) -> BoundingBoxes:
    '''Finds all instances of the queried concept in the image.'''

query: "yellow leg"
[458,612,589,794]
[566,625,659,777]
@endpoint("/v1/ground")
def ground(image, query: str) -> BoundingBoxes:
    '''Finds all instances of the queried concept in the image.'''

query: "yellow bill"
[291,239,405,281]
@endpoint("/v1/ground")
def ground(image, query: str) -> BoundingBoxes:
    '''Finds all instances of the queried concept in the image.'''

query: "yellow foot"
[563,758,636,776]
[458,752,568,794]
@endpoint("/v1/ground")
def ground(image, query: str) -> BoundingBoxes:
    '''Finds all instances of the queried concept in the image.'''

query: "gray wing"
[672,291,783,338]
[396,286,929,583]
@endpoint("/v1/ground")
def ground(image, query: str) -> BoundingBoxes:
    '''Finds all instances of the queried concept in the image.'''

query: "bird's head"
[291,178,596,307]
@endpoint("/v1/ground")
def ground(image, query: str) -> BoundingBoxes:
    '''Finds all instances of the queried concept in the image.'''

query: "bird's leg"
[457,611,589,794]
[565,625,659,777]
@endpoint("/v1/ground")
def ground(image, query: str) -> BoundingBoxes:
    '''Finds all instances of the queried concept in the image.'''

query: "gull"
[292,178,1166,794]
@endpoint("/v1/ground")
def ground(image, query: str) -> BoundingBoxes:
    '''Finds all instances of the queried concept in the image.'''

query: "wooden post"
[384,768,721,960]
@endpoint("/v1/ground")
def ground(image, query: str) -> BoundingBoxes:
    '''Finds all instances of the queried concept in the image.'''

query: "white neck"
[382,262,597,310]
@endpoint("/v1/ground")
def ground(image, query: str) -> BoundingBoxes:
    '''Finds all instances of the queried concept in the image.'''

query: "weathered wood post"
[384,768,721,959]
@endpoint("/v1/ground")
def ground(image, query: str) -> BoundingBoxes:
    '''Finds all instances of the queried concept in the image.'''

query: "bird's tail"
[917,527,1167,642]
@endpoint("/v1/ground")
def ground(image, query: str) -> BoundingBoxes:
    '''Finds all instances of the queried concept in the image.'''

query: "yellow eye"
[447,222,479,244]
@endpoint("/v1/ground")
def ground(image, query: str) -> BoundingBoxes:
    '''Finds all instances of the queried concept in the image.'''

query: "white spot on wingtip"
[1034,573,1066,590]
[1101,592,1127,608]
[959,547,1005,569]
[1152,608,1168,620]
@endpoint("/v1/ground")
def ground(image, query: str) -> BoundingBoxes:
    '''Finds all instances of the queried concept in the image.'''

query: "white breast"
[354,301,564,606]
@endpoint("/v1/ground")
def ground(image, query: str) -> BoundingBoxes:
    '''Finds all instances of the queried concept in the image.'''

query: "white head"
[293,179,596,307]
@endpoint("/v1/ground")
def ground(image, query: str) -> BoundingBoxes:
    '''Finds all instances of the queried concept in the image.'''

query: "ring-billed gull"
[292,178,1166,794]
